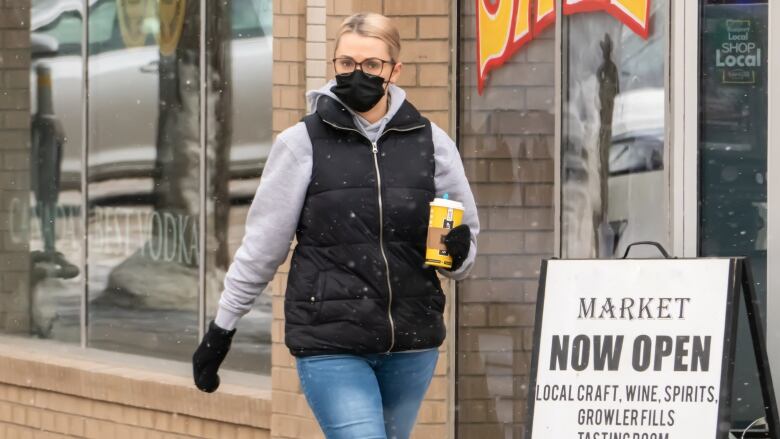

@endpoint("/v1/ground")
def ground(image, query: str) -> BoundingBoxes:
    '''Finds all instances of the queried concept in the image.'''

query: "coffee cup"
[425,196,464,269]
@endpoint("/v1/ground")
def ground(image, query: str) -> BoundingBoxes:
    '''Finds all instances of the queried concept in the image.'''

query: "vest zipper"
[319,117,425,353]
[370,141,396,352]
[373,126,424,353]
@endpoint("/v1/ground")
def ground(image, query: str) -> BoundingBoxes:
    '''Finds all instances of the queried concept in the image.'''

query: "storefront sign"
[528,259,734,439]
[476,0,651,94]
[713,19,762,85]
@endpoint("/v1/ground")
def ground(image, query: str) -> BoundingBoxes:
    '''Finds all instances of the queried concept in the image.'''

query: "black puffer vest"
[284,95,445,357]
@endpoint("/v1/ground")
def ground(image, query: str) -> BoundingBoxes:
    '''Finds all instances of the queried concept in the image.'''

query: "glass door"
[698,0,768,430]
[767,0,780,421]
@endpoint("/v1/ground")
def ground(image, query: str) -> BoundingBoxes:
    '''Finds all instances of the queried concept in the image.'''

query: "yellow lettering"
[609,0,650,38]
[477,0,515,93]
[612,0,648,23]
[563,0,650,39]
[476,0,651,93]
[535,0,555,34]
[514,0,532,43]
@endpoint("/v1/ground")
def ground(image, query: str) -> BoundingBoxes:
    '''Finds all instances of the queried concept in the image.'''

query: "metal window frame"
[678,0,699,259]
[767,0,780,402]
[198,0,207,342]
[449,1,459,438]
[553,0,563,258]
[669,0,684,258]
[80,0,89,348]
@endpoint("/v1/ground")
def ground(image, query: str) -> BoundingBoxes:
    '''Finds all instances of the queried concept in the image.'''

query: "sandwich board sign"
[527,255,779,439]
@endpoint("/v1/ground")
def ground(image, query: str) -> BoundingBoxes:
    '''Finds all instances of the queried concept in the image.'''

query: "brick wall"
[270,0,456,438]
[269,0,312,436]
[305,0,327,92]
[272,0,307,135]
[0,382,267,439]
[325,0,453,133]
[456,0,555,436]
[0,0,31,333]
[0,339,271,438]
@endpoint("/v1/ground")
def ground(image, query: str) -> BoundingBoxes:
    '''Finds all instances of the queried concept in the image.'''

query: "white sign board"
[529,259,737,439]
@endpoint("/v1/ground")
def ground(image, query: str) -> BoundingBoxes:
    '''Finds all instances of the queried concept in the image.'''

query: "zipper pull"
[372,142,378,154]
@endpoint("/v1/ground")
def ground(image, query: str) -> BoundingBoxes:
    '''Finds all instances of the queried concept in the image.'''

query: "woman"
[192,12,479,439]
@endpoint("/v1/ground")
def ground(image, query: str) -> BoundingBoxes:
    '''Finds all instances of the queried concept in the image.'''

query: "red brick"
[460,279,526,303]
[459,304,487,326]
[494,111,554,135]
[488,254,544,278]
[472,184,524,207]
[457,423,506,438]
[487,303,535,326]
[524,184,553,206]
[478,231,524,254]
[488,207,554,231]
[418,64,449,86]
[457,328,523,352]
[524,231,553,253]
[418,17,449,39]
[489,160,553,183]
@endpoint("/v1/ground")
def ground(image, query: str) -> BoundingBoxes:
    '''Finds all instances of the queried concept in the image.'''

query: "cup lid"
[430,198,464,210]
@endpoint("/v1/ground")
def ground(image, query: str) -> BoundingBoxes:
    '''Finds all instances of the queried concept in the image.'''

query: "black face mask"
[331,70,388,113]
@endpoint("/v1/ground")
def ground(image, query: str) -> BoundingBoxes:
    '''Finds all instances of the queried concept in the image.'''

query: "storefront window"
[85,0,200,360]
[458,0,555,436]
[699,0,768,428]
[9,0,86,342]
[561,1,670,259]
[205,0,273,374]
[2,0,273,374]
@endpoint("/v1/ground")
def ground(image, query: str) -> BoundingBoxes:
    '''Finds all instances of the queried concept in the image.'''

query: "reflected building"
[15,0,273,367]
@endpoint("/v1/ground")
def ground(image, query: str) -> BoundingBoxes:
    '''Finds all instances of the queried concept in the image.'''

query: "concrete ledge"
[0,335,271,430]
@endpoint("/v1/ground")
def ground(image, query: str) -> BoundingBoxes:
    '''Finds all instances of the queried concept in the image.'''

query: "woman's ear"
[389,62,403,84]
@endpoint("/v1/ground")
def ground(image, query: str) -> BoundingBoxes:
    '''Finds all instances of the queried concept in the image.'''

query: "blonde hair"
[335,13,401,62]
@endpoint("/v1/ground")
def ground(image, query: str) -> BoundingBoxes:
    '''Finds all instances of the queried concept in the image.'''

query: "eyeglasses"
[333,57,395,77]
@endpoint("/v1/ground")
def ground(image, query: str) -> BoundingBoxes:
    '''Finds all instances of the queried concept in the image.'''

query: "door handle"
[139,60,159,74]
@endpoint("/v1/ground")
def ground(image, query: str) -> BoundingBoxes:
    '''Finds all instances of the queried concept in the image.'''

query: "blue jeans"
[295,349,439,439]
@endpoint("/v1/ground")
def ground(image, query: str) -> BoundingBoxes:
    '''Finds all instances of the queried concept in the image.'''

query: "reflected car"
[607,88,666,257]
[30,0,272,200]
[561,88,666,258]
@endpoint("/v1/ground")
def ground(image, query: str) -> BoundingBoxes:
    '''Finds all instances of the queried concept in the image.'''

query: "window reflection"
[86,0,199,360]
[17,0,86,342]
[561,1,669,259]
[206,0,273,374]
[16,0,274,373]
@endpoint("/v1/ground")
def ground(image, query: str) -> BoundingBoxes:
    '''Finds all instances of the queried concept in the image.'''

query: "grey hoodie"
[215,81,480,330]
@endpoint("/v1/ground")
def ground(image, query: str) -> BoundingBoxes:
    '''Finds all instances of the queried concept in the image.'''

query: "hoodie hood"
[305,79,408,141]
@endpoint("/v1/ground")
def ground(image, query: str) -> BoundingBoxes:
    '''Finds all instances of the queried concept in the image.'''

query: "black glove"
[192,320,236,393]
[443,224,471,271]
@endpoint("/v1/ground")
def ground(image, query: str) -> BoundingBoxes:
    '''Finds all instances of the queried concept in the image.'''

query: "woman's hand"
[443,224,471,271]
[192,320,237,392]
